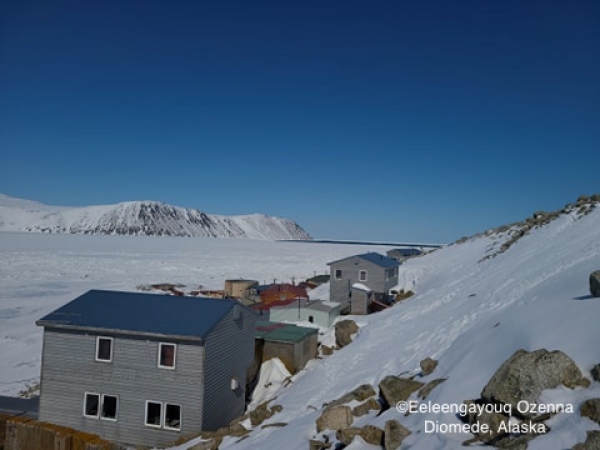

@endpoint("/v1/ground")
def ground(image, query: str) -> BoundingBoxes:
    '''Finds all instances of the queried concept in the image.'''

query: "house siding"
[329,257,398,305]
[202,306,256,431]
[270,306,337,328]
[38,328,204,448]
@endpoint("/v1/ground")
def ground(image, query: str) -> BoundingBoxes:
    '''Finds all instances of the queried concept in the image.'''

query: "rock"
[384,420,411,450]
[316,405,353,432]
[573,431,600,450]
[420,357,438,376]
[249,407,274,427]
[379,376,424,406]
[321,345,334,356]
[336,425,383,446]
[309,439,332,450]
[327,384,376,407]
[581,398,600,424]
[591,364,600,382]
[418,378,447,399]
[481,349,590,418]
[459,399,509,443]
[335,320,359,348]
[590,271,600,297]
[228,422,251,437]
[261,422,287,429]
[352,398,381,417]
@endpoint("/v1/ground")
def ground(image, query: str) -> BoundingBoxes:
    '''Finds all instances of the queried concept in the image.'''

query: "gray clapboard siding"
[39,329,204,447]
[329,256,398,304]
[202,306,256,431]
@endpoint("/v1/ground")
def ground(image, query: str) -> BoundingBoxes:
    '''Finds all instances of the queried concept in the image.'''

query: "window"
[359,270,367,282]
[335,269,342,280]
[84,393,118,421]
[146,401,162,428]
[158,343,176,369]
[101,395,118,420]
[96,336,113,362]
[165,404,181,430]
[308,315,314,323]
[145,401,181,431]
[84,393,100,418]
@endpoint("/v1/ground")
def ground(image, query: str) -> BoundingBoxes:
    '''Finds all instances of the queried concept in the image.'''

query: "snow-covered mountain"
[0,193,311,240]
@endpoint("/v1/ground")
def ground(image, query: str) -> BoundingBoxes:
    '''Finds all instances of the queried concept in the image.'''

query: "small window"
[165,404,181,430]
[84,392,100,418]
[145,401,162,428]
[101,395,118,420]
[359,270,367,282]
[96,337,113,362]
[335,269,342,280]
[308,315,314,323]
[158,343,176,369]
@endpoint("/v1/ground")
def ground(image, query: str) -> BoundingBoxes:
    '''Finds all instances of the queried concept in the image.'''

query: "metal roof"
[327,252,400,269]
[36,289,241,341]
[255,321,317,343]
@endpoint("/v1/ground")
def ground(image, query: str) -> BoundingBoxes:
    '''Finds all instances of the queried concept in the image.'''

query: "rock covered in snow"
[581,398,600,425]
[419,357,438,376]
[384,420,411,450]
[334,320,359,348]
[378,376,424,406]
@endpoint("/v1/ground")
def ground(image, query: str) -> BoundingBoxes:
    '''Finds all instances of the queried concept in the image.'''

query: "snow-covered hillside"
[1,196,599,449]
[0,193,311,240]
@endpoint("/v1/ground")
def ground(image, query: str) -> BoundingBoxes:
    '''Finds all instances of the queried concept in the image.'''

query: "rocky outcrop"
[573,431,600,450]
[481,349,590,418]
[420,357,438,376]
[335,320,359,348]
[336,425,383,446]
[581,399,600,424]
[590,271,600,297]
[384,420,411,450]
[309,439,331,450]
[379,376,424,406]
[316,406,353,432]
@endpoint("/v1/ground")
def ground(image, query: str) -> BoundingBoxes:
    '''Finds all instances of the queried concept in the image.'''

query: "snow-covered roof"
[351,283,372,292]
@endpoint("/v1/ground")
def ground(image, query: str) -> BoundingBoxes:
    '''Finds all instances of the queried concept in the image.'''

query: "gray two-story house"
[327,253,399,314]
[36,289,256,448]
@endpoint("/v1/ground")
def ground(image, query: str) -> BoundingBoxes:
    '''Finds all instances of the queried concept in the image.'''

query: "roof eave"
[36,321,205,344]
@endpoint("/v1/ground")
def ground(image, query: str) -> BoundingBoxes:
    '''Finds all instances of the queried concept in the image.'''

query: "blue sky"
[1,1,599,243]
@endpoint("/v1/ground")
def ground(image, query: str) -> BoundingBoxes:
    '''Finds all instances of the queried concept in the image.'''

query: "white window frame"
[100,394,118,421]
[145,400,163,429]
[158,342,177,369]
[359,270,367,282]
[83,392,101,418]
[335,269,342,280]
[95,336,114,362]
[164,403,182,431]
[145,401,182,431]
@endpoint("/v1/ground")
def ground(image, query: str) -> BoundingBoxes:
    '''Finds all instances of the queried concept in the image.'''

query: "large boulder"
[379,376,424,406]
[481,349,590,418]
[591,271,600,297]
[336,425,383,446]
[327,384,376,407]
[384,420,411,450]
[335,320,359,348]
[573,431,600,450]
[316,405,352,432]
